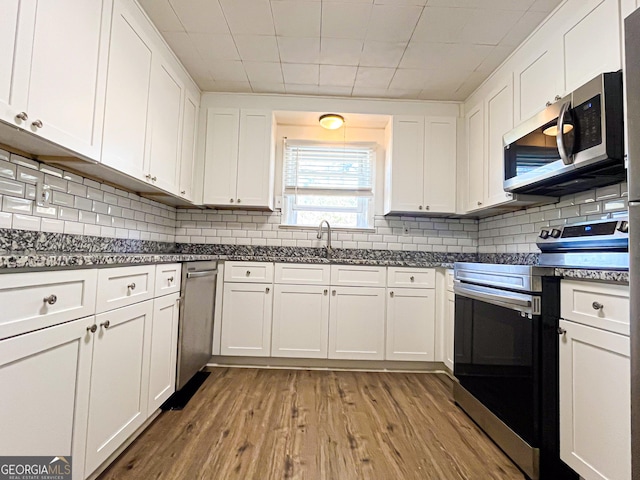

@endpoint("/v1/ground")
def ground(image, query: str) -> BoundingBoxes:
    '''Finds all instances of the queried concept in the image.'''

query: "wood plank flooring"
[99,368,523,480]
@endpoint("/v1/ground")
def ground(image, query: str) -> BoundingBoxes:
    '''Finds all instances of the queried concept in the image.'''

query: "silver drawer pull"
[31,119,43,129]
[246,270,251,276]
[410,276,415,282]
[390,291,394,297]
[168,276,174,283]
[100,320,111,329]
[86,324,97,333]
[127,283,136,291]
[557,327,566,335]
[265,287,270,294]
[332,290,336,296]
[43,294,57,305]
[592,301,604,310]
[324,289,328,295]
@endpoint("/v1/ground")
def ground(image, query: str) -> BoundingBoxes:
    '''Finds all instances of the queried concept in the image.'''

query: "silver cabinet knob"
[43,294,57,305]
[237,199,241,203]
[546,101,553,107]
[557,327,566,335]
[230,198,234,203]
[246,270,251,276]
[410,276,415,282]
[145,174,152,180]
[100,320,111,329]
[265,287,270,294]
[86,324,97,333]
[31,119,43,129]
[127,282,136,291]
[425,205,430,210]
[555,95,562,101]
[151,176,157,182]
[168,276,174,283]
[15,112,28,121]
[390,291,394,297]
[332,290,336,296]
[324,289,328,295]
[181,190,186,195]
[418,205,423,210]
[477,201,483,206]
[592,301,604,310]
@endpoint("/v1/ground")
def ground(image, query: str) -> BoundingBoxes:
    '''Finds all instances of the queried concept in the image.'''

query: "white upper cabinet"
[465,102,485,212]
[101,0,153,181]
[384,115,457,214]
[146,60,184,193]
[179,90,199,200]
[485,75,514,207]
[203,108,275,209]
[0,0,110,160]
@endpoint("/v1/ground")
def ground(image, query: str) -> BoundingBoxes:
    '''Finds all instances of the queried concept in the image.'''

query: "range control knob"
[539,229,550,239]
[618,221,629,233]
[550,229,562,238]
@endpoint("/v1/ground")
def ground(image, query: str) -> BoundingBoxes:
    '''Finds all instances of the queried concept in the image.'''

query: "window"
[282,139,375,229]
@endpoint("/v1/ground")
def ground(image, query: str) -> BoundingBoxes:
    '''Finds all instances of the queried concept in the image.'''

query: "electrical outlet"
[35,182,51,207]
[275,195,282,209]
[403,224,410,235]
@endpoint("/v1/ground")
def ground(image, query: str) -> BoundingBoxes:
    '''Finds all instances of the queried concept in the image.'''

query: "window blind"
[283,140,375,193]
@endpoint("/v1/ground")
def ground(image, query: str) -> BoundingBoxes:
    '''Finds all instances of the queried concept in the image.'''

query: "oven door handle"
[454,282,540,316]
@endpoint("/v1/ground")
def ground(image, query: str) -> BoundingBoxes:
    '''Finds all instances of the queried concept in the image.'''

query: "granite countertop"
[553,268,629,284]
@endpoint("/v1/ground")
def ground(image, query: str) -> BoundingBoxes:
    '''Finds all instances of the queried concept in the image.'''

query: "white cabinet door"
[328,287,386,360]
[22,0,109,159]
[178,90,199,200]
[271,284,330,358]
[0,0,29,124]
[385,116,425,214]
[146,60,184,193]
[148,293,179,412]
[514,42,563,123]
[385,288,435,361]
[465,102,485,211]
[101,0,153,179]
[444,291,455,371]
[424,117,457,214]
[85,301,152,476]
[563,0,621,94]
[236,110,275,209]
[203,108,239,206]
[559,319,630,480]
[0,316,94,480]
[485,76,514,207]
[220,283,273,357]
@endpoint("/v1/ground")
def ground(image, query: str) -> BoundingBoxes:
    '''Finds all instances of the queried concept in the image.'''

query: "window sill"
[278,225,376,233]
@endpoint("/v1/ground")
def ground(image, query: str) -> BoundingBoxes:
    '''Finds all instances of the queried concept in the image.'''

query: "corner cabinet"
[0,0,110,160]
[384,115,457,215]
[559,280,630,480]
[203,108,275,209]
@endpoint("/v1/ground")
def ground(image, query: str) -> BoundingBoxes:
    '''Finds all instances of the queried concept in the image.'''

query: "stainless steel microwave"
[503,72,625,197]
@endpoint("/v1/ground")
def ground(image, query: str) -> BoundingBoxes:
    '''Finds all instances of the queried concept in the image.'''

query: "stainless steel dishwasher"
[176,260,217,390]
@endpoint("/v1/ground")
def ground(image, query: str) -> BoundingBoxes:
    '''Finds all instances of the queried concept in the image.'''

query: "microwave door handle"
[557,101,573,165]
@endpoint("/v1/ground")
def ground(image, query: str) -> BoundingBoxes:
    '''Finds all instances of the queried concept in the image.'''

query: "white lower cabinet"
[328,286,386,360]
[385,288,435,361]
[444,291,455,371]
[147,293,179,412]
[0,316,94,480]
[84,300,153,476]
[559,318,630,480]
[220,282,273,357]
[271,284,329,358]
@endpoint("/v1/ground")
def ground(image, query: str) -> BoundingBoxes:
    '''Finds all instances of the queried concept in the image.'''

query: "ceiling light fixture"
[542,123,574,136]
[319,114,344,130]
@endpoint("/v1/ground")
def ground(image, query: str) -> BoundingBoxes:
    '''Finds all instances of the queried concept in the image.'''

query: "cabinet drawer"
[155,263,182,297]
[274,263,330,285]
[330,265,386,287]
[96,265,155,313]
[0,269,98,340]
[446,269,454,292]
[387,267,435,288]
[561,280,630,335]
[224,261,274,283]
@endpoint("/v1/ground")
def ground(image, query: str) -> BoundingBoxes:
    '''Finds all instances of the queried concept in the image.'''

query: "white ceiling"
[139,0,563,102]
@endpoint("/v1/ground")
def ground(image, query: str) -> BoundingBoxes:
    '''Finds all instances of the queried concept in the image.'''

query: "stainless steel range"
[536,216,629,270]
[453,263,573,480]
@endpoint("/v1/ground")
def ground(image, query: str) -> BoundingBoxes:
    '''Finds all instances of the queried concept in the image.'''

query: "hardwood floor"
[99,368,523,480]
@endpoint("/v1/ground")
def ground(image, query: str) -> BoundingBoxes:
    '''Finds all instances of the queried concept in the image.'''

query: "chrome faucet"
[317,220,332,255]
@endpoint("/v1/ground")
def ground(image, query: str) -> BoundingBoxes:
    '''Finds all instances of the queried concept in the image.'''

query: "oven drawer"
[387,267,435,289]
[0,269,98,340]
[561,280,629,335]
[224,262,274,283]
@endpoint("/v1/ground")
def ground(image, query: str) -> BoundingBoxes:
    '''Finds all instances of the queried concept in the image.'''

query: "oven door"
[454,283,541,446]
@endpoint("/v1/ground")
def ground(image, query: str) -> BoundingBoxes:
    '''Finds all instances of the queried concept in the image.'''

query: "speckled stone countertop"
[553,268,629,284]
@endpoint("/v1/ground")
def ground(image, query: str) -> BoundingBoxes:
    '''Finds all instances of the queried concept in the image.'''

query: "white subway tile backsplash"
[52,191,74,207]
[12,214,40,231]
[3,196,32,214]
[34,205,58,218]
[44,174,67,192]
[86,187,103,201]
[0,178,25,197]
[67,181,87,197]
[40,218,64,233]
[0,211,11,228]
[0,160,16,179]
[10,155,38,170]
[17,166,44,185]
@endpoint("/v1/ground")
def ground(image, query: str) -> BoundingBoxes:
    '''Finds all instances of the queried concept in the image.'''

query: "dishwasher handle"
[186,269,217,279]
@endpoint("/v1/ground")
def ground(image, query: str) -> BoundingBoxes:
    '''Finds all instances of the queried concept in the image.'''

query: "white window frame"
[281,139,376,229]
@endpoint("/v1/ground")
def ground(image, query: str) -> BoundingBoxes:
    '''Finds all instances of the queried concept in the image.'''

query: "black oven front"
[453,264,576,480]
